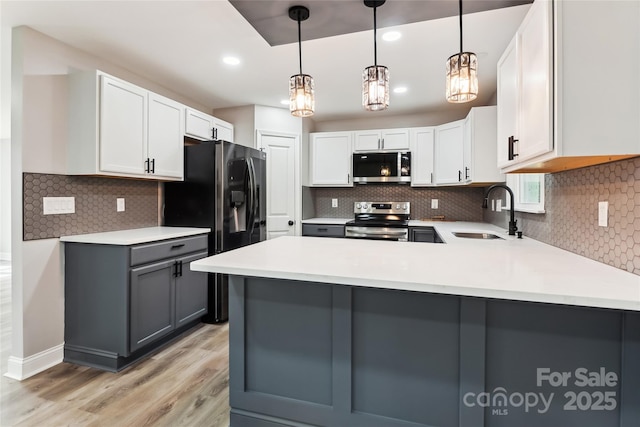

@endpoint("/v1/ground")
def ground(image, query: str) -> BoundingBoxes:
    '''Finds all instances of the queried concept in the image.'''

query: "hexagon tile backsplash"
[485,157,640,276]
[23,173,158,240]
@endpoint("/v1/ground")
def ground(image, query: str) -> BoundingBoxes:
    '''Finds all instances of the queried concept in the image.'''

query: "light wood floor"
[0,262,231,427]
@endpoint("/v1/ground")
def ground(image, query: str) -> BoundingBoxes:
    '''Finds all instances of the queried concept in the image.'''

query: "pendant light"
[362,0,389,111]
[445,0,478,103]
[289,5,314,117]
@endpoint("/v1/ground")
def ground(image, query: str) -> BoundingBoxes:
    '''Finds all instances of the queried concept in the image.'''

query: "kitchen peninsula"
[191,229,640,427]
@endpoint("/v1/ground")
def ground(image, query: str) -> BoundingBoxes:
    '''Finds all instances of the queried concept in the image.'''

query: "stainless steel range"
[345,202,410,241]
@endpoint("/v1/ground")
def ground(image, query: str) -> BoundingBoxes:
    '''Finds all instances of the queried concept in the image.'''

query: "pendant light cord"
[373,5,378,66]
[458,0,463,53]
[297,15,303,74]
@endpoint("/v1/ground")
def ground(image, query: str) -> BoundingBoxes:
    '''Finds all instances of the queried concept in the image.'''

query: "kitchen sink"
[452,232,504,240]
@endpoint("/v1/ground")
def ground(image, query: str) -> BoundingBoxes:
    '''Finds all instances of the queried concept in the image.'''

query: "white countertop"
[191,228,640,312]
[60,226,211,245]
[302,218,351,225]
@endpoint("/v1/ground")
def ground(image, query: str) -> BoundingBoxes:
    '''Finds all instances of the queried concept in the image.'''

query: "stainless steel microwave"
[352,151,411,183]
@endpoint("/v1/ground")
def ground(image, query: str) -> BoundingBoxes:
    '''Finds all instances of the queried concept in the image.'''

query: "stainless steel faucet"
[483,184,518,236]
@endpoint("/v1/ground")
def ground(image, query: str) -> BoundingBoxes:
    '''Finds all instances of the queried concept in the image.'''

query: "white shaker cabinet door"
[496,36,519,168]
[434,120,464,185]
[381,128,410,150]
[354,130,381,151]
[185,108,215,141]
[410,127,435,186]
[212,117,234,142]
[518,0,552,162]
[148,93,184,180]
[99,76,147,175]
[309,132,353,186]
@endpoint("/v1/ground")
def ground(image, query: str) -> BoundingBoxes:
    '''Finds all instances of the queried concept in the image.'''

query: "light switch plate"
[117,198,125,212]
[331,198,338,208]
[598,201,608,227]
[431,199,439,209]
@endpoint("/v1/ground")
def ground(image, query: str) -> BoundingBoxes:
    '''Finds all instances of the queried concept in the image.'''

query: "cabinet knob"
[288,220,295,226]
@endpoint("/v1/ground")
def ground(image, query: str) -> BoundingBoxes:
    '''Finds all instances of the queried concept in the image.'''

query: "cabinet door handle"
[458,170,462,182]
[430,172,433,183]
[150,158,155,174]
[212,127,218,140]
[465,167,470,180]
[171,244,185,250]
[178,260,183,277]
[508,136,519,160]
[144,158,149,173]
[317,228,328,232]
[173,261,179,277]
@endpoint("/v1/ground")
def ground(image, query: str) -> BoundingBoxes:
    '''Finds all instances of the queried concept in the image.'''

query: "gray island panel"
[228,276,640,427]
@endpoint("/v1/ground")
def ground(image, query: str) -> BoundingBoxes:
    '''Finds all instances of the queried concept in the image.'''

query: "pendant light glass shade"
[445,52,478,103]
[362,65,389,111]
[289,73,315,117]
[288,6,314,117]
[363,0,389,111]
[446,0,478,103]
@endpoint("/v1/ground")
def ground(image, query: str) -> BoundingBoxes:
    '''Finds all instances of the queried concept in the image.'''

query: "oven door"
[345,225,409,242]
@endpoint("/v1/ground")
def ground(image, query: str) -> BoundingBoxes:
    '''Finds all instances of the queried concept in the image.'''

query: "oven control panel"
[353,201,410,214]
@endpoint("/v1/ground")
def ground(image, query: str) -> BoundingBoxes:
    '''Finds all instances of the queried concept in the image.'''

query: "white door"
[257,131,298,240]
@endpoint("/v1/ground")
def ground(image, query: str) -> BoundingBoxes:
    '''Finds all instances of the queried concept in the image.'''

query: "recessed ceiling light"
[280,99,290,105]
[393,86,408,94]
[222,56,240,66]
[382,31,401,42]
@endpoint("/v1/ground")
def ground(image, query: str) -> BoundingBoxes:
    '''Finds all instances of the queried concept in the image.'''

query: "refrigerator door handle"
[246,158,256,238]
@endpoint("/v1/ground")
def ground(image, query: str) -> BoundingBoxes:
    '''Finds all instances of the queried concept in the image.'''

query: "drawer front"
[130,235,208,266]
[302,224,345,238]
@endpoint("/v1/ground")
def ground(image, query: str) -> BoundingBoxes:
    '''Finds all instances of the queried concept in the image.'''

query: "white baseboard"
[4,344,64,381]
[0,252,10,261]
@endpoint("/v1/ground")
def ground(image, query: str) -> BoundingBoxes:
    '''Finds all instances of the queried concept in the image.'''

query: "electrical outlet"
[43,197,75,215]
[331,198,338,208]
[496,199,502,212]
[598,201,608,227]
[431,199,439,209]
[117,198,125,212]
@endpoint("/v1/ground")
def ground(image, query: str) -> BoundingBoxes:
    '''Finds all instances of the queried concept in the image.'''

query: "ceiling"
[1,0,532,123]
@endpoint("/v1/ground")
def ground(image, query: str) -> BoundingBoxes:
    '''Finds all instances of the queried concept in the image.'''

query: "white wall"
[5,26,213,379]
[212,105,255,148]
[1,23,12,260]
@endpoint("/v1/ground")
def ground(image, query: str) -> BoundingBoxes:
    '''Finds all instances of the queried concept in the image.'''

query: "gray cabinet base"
[229,276,640,427]
[64,320,201,372]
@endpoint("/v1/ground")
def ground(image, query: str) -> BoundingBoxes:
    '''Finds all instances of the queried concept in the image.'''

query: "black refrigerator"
[163,140,267,323]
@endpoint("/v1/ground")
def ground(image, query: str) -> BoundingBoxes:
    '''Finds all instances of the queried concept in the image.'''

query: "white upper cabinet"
[497,0,552,169]
[185,108,234,142]
[464,106,503,184]
[354,128,410,151]
[498,0,640,173]
[148,93,184,179]
[68,70,184,180]
[434,120,464,185]
[410,127,435,186]
[309,132,353,187]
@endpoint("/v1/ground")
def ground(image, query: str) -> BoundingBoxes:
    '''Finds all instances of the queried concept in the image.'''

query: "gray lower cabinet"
[302,224,345,238]
[64,234,208,371]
